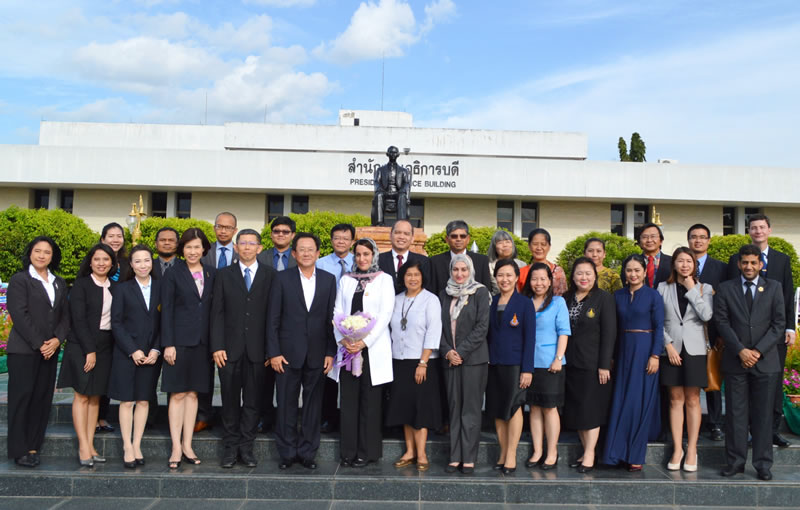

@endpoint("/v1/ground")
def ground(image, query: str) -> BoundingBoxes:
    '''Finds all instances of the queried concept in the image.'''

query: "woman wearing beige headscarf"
[439,253,490,474]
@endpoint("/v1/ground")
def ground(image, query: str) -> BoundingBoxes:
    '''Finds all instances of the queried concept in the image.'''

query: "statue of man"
[371,145,411,226]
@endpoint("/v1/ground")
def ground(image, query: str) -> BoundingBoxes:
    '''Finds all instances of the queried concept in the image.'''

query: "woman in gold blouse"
[583,238,622,293]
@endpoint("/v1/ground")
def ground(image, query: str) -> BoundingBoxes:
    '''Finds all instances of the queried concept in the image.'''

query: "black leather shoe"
[524,457,543,468]
[123,459,136,469]
[14,455,36,468]
[577,464,594,474]
[460,465,474,474]
[540,455,559,471]
[278,457,294,470]
[568,459,582,468]
[501,466,516,474]
[135,458,145,466]
[30,452,40,466]
[757,469,773,481]
[301,458,317,470]
[340,457,352,467]
[720,465,744,477]
[773,434,791,447]
[221,450,237,469]
[444,463,459,473]
[492,462,504,470]
[710,427,724,441]
[239,451,258,468]
[352,457,369,468]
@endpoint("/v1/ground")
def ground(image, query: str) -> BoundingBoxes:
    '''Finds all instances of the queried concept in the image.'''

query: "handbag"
[701,283,724,392]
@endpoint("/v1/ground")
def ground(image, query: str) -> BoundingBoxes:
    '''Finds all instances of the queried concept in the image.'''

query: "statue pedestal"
[356,226,428,255]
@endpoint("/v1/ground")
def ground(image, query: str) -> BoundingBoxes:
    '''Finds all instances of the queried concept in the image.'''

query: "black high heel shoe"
[540,455,559,470]
[123,459,136,469]
[524,456,543,468]
[502,466,516,474]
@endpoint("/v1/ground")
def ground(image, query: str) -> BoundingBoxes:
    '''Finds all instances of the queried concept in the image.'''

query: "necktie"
[218,247,227,269]
[744,281,754,311]
[277,253,285,271]
[760,252,768,277]
[244,267,252,291]
[397,254,404,271]
[339,259,347,279]
[646,255,655,287]
[696,264,701,279]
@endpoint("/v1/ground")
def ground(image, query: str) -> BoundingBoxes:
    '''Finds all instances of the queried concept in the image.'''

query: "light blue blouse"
[389,289,442,360]
[533,295,571,368]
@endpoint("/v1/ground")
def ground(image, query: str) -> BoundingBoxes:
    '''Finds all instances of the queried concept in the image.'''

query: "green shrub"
[261,211,371,257]
[708,234,800,289]
[135,217,217,253]
[423,227,531,260]
[556,231,641,273]
[0,206,98,283]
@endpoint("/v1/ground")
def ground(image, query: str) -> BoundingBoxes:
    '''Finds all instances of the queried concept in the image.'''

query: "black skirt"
[660,346,708,388]
[526,368,565,409]
[161,343,212,394]
[57,330,113,396]
[108,346,162,402]
[485,364,527,421]
[563,366,612,430]
[385,359,443,430]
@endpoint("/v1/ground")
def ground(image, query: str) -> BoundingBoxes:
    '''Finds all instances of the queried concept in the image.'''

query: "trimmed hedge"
[556,231,641,273]
[0,206,98,283]
[423,227,531,261]
[708,234,800,289]
[260,211,371,257]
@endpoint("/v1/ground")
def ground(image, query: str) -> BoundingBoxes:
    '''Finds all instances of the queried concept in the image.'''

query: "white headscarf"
[445,253,486,320]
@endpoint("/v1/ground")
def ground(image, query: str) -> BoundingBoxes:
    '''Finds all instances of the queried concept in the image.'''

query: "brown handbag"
[701,283,724,391]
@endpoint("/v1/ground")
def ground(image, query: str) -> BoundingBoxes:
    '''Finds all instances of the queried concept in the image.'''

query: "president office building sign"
[347,157,461,190]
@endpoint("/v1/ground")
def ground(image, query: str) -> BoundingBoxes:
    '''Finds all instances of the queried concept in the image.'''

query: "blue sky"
[1,0,798,166]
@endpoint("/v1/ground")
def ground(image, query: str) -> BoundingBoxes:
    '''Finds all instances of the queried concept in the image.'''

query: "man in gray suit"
[716,244,785,481]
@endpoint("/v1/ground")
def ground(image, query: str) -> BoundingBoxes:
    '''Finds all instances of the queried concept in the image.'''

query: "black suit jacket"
[151,257,177,281]
[69,276,116,355]
[378,250,433,294]
[210,262,276,363]
[698,255,727,343]
[727,248,794,331]
[439,286,490,365]
[111,278,161,356]
[562,288,617,371]
[430,251,491,296]
[160,259,216,348]
[201,241,240,268]
[257,247,297,271]
[715,276,784,375]
[5,270,70,355]
[621,252,671,288]
[266,268,337,369]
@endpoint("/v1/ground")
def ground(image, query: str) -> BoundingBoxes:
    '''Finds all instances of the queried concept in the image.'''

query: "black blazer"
[439,286,490,365]
[210,262,276,363]
[715,276,784,375]
[150,257,177,281]
[728,248,794,331]
[111,278,161,356]
[698,255,727,342]
[621,252,671,288]
[5,270,70,355]
[267,268,337,369]
[562,288,616,371]
[201,241,240,268]
[257,247,297,271]
[160,259,216,348]
[430,251,492,296]
[69,276,115,355]
[378,250,433,294]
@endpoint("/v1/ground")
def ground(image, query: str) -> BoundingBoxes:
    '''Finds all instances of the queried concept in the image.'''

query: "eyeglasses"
[214,224,236,232]
[237,241,260,247]
[449,234,468,239]
[640,234,660,241]
[272,229,292,235]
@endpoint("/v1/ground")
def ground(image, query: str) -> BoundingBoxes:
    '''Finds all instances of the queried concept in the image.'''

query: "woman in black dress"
[109,245,162,468]
[562,257,616,473]
[57,243,117,466]
[161,228,215,469]
[5,236,69,468]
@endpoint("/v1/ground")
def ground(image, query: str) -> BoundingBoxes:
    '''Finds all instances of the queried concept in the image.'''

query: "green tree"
[618,132,647,162]
[618,137,630,162]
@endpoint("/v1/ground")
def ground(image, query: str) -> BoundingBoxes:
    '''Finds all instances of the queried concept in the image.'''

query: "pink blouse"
[90,273,112,331]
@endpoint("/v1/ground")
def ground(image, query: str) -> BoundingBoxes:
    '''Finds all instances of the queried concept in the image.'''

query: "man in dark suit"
[716,244,785,480]
[621,222,671,288]
[152,227,179,279]
[726,214,795,447]
[378,219,431,294]
[429,220,491,295]
[196,212,240,432]
[210,229,276,468]
[688,223,728,441]
[267,233,337,470]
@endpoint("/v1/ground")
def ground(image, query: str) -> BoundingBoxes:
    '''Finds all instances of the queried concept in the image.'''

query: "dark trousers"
[6,352,58,459]
[261,366,277,427]
[445,363,488,464]
[321,377,340,427]
[275,363,325,461]
[705,389,724,429]
[98,395,110,422]
[339,349,383,461]
[196,361,216,423]
[219,358,264,453]
[773,342,788,433]
[724,370,778,471]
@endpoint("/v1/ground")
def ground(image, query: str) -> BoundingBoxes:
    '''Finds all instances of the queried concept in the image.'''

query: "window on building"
[744,207,762,229]
[151,192,167,218]
[33,189,49,209]
[497,200,514,232]
[521,201,538,239]
[409,198,424,229]
[176,192,192,219]
[610,204,625,237]
[267,194,284,223]
[291,195,309,214]
[59,190,74,214]
[722,207,736,236]
[632,203,652,239]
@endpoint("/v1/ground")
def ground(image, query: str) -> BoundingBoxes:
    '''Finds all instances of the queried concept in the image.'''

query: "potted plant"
[783,341,800,434]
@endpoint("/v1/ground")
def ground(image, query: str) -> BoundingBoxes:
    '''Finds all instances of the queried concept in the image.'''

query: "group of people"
[4,212,793,482]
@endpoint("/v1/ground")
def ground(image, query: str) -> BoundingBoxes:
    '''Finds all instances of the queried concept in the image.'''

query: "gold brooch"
[510,313,519,327]
[587,308,596,318]
[157,304,162,312]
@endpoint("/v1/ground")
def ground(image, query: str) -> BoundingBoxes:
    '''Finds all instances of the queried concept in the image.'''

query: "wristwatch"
[555,355,563,361]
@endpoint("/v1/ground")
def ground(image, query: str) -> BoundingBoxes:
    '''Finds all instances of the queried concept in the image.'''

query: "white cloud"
[421,0,455,33]
[242,0,316,7]
[37,98,139,122]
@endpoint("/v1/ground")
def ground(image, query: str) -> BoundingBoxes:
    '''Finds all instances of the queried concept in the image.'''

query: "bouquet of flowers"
[0,284,9,357]
[784,367,800,396]
[333,312,376,377]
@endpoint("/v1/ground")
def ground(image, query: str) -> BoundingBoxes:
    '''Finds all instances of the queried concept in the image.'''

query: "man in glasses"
[622,222,671,288]
[429,219,491,295]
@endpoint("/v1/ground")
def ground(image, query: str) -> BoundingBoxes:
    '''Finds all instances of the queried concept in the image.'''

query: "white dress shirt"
[299,267,316,311]
[391,249,410,272]
[136,276,152,310]
[28,264,56,306]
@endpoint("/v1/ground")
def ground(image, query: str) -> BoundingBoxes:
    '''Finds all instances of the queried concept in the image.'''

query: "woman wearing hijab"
[330,238,395,467]
[440,253,491,474]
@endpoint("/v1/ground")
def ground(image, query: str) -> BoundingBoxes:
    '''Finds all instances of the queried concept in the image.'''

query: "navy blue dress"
[603,285,664,466]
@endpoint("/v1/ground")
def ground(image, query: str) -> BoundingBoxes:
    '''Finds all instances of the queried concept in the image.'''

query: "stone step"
[1,455,798,506]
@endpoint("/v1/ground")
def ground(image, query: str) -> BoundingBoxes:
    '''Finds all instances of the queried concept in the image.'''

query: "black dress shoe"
[301,458,317,470]
[340,457,352,467]
[444,463,459,473]
[123,459,136,469]
[278,457,294,470]
[135,458,145,466]
[460,465,474,474]
[757,469,773,481]
[30,453,40,466]
[540,455,559,470]
[720,465,744,477]
[577,464,594,474]
[773,433,791,447]
[351,457,369,468]
[14,455,37,468]
[221,450,237,469]
[502,466,516,474]
[239,451,258,468]
[710,427,724,441]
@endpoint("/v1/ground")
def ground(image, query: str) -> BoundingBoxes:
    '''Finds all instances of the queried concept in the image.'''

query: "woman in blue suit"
[109,245,162,468]
[486,259,535,474]
[161,228,215,469]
